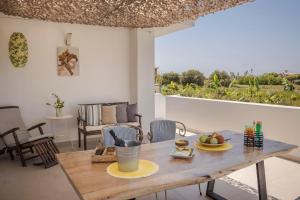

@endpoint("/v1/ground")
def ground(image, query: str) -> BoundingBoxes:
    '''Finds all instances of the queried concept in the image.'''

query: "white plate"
[170,148,194,159]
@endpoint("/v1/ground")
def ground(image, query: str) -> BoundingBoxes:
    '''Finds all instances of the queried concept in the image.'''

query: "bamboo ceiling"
[0,0,253,28]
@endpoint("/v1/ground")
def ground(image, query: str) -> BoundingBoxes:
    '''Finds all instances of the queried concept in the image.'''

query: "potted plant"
[46,93,65,117]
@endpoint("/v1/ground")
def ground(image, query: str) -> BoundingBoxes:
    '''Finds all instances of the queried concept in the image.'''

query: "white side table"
[46,115,74,149]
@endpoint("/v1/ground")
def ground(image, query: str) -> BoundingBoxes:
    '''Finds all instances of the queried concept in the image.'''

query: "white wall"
[156,95,300,157]
[130,29,155,132]
[155,93,166,119]
[0,16,133,139]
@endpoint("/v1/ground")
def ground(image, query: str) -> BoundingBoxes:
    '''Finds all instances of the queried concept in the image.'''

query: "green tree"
[209,70,231,87]
[181,69,205,86]
[161,72,180,85]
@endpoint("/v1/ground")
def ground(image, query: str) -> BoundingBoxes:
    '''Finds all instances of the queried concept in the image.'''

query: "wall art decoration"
[8,32,28,68]
[57,46,79,76]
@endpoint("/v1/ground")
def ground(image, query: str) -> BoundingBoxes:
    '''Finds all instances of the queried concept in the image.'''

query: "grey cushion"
[127,104,137,122]
[116,104,128,123]
[149,120,176,143]
[0,107,30,147]
[102,126,137,147]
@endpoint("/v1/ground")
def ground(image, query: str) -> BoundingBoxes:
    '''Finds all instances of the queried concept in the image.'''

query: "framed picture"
[57,46,79,76]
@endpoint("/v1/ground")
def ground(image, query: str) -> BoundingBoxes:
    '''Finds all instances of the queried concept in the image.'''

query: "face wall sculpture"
[57,47,79,76]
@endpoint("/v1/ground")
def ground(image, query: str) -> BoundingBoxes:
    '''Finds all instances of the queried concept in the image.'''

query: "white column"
[130,29,155,132]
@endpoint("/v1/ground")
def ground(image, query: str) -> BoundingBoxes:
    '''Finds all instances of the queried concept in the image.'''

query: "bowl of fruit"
[198,132,227,147]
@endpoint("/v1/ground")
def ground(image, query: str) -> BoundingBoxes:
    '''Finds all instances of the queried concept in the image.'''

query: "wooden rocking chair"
[0,106,59,168]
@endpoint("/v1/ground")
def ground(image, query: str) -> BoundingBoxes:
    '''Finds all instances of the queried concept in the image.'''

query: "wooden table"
[57,131,297,200]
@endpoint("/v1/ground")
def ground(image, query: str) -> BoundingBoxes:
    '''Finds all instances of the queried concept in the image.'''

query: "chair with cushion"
[77,102,142,150]
[148,120,201,199]
[148,120,186,143]
[0,106,59,167]
[102,125,143,147]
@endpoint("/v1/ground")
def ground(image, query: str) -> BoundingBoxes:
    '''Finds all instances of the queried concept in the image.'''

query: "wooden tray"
[91,147,117,163]
[91,154,117,163]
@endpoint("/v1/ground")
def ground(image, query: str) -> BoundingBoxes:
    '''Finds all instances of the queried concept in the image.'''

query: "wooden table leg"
[206,160,268,200]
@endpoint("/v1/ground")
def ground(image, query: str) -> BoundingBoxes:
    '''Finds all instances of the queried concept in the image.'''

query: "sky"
[155,0,300,76]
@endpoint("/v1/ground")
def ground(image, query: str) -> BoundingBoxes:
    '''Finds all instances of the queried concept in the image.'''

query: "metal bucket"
[116,141,141,172]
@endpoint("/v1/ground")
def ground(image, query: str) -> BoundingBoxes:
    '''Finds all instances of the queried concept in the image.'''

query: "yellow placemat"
[107,159,159,179]
[194,142,233,152]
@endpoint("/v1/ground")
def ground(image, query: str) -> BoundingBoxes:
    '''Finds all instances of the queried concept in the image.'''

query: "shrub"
[161,72,180,85]
[257,73,283,85]
[237,75,254,85]
[181,69,205,86]
[238,73,283,85]
[282,78,295,91]
[209,70,231,87]
[161,81,180,95]
[208,73,221,89]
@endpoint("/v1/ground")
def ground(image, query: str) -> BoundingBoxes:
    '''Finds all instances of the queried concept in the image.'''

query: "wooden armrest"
[27,123,46,131]
[0,127,20,138]
[135,114,142,128]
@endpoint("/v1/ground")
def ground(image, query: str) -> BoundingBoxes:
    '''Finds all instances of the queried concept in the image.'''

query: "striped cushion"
[78,104,101,126]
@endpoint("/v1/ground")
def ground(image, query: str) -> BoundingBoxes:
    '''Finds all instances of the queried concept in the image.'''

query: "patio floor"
[0,137,299,200]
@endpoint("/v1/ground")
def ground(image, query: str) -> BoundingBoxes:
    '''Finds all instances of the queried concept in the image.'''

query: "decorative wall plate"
[9,32,28,68]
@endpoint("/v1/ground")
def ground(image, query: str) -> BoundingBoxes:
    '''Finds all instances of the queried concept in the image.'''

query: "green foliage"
[209,70,231,87]
[237,74,256,85]
[208,73,221,89]
[46,93,64,109]
[238,73,283,85]
[161,83,300,107]
[161,81,181,95]
[229,78,238,88]
[155,73,162,84]
[247,76,260,96]
[282,78,295,91]
[159,69,300,107]
[257,73,283,85]
[161,72,180,85]
[181,69,205,86]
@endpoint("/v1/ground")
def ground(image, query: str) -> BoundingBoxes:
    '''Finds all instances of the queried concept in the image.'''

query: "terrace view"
[156,70,300,107]
[0,1,299,200]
